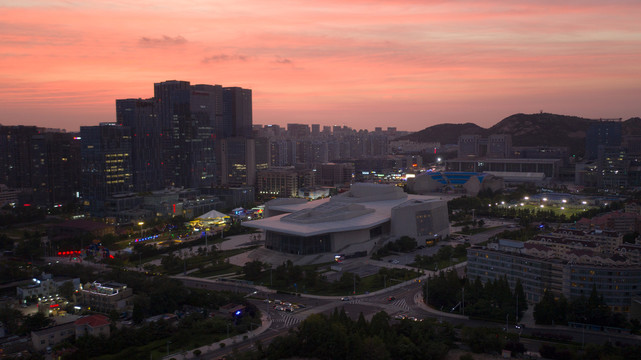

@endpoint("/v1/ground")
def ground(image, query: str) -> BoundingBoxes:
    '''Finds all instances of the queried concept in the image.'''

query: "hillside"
[400,122,485,145]
[487,113,593,155]
[400,113,641,157]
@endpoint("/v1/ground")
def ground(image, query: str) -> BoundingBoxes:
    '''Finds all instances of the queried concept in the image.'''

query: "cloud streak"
[139,35,187,47]
[202,54,248,63]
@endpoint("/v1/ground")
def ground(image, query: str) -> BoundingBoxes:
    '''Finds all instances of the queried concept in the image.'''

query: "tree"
[0,233,14,251]
[243,260,264,281]
[623,232,639,244]
[514,279,528,319]
[397,236,418,252]
[58,280,76,301]
[19,312,53,334]
[460,326,504,354]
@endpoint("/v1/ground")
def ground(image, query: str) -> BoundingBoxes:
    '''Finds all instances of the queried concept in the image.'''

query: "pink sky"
[1,0,640,132]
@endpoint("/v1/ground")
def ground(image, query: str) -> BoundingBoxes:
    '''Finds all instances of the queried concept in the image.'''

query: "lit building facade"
[80,123,133,216]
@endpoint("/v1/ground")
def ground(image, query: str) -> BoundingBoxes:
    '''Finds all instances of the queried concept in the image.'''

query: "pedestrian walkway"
[519,302,536,327]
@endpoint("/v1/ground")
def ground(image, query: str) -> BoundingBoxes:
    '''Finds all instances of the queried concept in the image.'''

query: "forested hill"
[399,113,641,157]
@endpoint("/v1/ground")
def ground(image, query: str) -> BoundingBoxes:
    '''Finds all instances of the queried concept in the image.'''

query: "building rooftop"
[75,314,110,328]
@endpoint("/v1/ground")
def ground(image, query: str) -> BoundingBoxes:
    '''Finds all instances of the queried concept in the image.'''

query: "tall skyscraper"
[0,125,40,189]
[153,81,223,188]
[30,132,81,206]
[217,137,256,187]
[0,126,79,207]
[114,80,252,192]
[80,123,133,216]
[585,119,622,160]
[222,87,252,139]
[116,98,163,192]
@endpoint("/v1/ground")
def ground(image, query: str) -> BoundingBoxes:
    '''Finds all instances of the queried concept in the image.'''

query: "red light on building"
[173,204,176,213]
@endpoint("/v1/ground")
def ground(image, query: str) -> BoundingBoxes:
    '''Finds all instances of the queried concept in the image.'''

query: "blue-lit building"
[408,171,503,196]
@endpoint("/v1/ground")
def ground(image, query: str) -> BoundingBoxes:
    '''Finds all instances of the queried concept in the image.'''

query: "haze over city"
[1,0,640,132]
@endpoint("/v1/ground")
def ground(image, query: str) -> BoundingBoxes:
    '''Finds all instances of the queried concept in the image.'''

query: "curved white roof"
[244,183,440,237]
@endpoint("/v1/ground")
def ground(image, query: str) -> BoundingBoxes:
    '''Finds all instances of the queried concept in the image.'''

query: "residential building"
[256,167,315,198]
[315,162,354,186]
[467,229,641,314]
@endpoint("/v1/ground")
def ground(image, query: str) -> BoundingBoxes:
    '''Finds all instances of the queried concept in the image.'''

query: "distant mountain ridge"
[401,113,641,157]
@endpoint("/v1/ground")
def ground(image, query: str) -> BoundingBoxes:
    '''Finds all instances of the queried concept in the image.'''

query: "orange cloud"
[0,1,640,131]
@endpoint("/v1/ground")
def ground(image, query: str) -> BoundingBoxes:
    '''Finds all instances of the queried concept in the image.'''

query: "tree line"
[533,285,628,329]
[424,270,528,323]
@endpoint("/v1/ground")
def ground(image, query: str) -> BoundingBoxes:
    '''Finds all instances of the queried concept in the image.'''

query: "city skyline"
[1,1,640,132]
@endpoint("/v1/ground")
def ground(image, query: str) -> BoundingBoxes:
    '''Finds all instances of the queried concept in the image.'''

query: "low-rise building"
[79,281,133,313]
[16,273,80,301]
[31,322,76,353]
[74,314,110,339]
[31,315,110,353]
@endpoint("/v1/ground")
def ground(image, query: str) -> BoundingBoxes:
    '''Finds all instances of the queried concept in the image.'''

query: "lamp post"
[426,275,429,305]
[138,221,144,239]
[506,314,509,333]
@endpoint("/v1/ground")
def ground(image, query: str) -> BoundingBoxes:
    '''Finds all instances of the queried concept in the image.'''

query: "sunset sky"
[1,0,640,132]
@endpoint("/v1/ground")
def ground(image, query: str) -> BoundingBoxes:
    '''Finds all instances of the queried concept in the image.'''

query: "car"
[391,259,400,264]
[387,296,396,302]
[340,297,350,301]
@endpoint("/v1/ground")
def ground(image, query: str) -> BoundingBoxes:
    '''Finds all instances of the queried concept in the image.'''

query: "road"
[177,275,641,360]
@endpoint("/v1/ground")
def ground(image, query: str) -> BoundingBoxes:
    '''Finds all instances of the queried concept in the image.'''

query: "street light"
[138,221,144,239]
